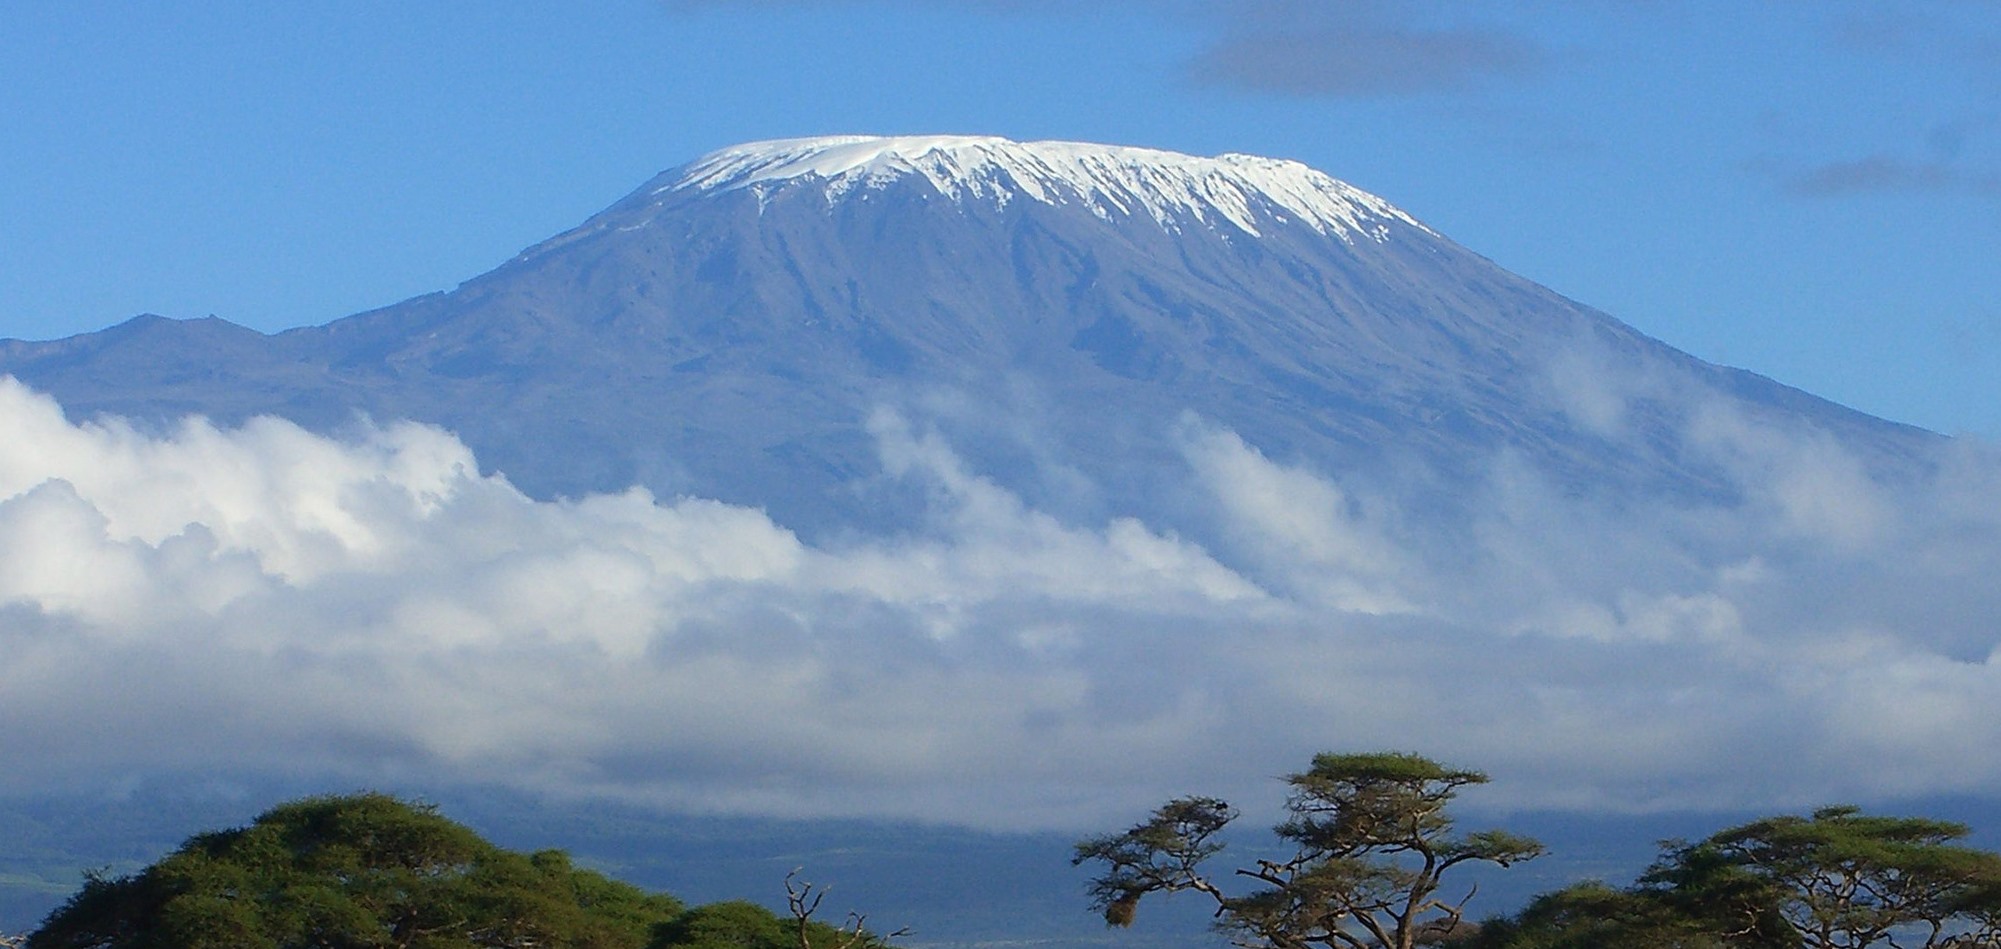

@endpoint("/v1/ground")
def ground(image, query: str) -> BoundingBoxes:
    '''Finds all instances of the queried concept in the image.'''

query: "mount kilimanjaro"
[0,135,1934,535]
[4,136,1994,945]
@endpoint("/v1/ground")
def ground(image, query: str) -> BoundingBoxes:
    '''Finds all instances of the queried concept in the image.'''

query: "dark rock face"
[0,137,1935,536]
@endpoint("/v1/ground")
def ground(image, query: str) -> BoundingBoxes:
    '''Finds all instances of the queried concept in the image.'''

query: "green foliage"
[1657,806,2001,949]
[1469,805,2001,949]
[1073,796,1236,928]
[1460,880,1736,949]
[658,900,795,949]
[1074,752,1541,949]
[25,792,689,949]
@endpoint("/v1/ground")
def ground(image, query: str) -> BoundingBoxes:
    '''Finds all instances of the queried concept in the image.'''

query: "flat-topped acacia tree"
[1073,752,1542,949]
[1644,806,2001,949]
[1463,806,2001,949]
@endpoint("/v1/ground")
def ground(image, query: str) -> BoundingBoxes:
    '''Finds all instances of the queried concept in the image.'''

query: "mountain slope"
[5,138,1996,942]
[0,135,1936,534]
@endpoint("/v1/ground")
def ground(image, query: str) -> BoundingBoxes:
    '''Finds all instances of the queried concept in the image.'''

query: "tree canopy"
[1074,751,1542,949]
[1467,805,2001,949]
[25,793,893,949]
[1656,806,2001,949]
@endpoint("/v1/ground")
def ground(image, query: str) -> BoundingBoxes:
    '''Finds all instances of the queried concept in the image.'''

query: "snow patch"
[663,135,1432,243]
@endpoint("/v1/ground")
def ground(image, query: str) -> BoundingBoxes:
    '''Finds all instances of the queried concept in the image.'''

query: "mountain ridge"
[0,135,1939,536]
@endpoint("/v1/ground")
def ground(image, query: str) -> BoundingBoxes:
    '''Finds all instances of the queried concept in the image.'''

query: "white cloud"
[2,375,2000,828]
[1177,419,1415,614]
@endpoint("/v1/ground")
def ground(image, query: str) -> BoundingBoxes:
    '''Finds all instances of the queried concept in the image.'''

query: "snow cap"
[664,135,1430,242]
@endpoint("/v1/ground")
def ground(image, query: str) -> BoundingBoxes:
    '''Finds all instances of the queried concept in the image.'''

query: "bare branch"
[786,868,907,949]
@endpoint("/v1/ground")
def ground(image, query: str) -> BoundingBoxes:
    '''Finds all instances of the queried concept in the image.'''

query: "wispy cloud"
[1827,3,2001,68]
[1765,7,2001,199]
[1782,154,2001,198]
[655,0,1552,99]
[1185,0,1549,98]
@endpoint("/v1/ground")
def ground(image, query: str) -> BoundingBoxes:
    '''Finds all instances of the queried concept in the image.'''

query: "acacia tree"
[1074,752,1542,949]
[1645,806,2001,949]
[27,793,687,949]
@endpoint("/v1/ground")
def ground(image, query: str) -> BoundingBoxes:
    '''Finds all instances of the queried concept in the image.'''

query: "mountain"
[0,135,1936,535]
[0,135,1982,943]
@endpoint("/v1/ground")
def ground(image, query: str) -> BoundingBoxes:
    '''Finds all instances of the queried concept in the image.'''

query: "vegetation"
[24,793,897,949]
[1466,806,2001,949]
[1078,753,2001,949]
[1458,878,1737,949]
[24,761,2001,949]
[1073,752,1543,949]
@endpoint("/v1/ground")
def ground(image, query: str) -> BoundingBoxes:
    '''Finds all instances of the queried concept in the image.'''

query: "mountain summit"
[656,135,1428,241]
[0,135,1933,535]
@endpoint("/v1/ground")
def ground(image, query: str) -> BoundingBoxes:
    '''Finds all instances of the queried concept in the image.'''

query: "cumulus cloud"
[4,374,2001,829]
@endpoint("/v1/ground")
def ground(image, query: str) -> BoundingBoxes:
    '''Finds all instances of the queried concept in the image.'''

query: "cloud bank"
[3,375,2001,829]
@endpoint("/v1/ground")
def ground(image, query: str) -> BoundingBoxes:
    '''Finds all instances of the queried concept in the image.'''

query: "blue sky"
[3,1,1998,436]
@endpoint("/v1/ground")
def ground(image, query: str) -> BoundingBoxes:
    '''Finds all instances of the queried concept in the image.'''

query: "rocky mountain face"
[0,135,1934,536]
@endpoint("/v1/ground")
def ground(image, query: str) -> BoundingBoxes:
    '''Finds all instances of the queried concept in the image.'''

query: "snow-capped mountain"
[2,136,1989,945]
[0,135,1934,535]
[662,135,1428,240]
